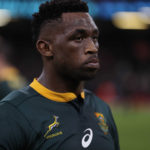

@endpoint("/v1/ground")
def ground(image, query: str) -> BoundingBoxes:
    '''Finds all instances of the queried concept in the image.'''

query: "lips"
[84,57,100,69]
[86,58,99,63]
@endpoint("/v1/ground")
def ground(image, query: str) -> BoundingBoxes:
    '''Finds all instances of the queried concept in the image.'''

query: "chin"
[64,67,99,81]
[82,74,97,81]
[78,69,98,81]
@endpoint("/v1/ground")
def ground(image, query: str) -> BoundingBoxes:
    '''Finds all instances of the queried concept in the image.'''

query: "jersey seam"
[1,93,40,107]
[17,94,40,106]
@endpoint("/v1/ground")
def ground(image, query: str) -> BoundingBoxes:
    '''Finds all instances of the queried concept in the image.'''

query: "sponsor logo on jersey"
[44,115,63,139]
[81,128,93,148]
[95,112,108,135]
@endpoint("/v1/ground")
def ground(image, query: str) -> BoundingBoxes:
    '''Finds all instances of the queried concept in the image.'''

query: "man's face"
[49,12,100,81]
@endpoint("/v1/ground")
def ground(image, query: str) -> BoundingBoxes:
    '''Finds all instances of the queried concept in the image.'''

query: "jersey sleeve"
[106,105,120,150]
[91,93,120,150]
[0,101,33,150]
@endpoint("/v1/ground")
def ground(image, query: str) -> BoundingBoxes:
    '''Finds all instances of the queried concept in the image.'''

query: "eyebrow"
[68,28,99,37]
[75,29,87,35]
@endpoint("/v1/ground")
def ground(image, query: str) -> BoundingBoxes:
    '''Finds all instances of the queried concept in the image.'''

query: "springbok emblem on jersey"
[44,115,59,138]
[95,112,108,135]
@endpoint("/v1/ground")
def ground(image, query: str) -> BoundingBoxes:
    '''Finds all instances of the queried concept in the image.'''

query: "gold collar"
[30,78,85,102]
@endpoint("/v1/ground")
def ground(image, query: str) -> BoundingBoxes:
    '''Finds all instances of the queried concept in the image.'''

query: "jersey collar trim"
[30,78,85,102]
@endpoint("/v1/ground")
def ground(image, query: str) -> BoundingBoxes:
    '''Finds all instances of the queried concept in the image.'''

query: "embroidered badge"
[44,115,62,139]
[95,112,109,135]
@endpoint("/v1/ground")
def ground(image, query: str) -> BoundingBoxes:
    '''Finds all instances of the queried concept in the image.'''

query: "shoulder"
[0,85,38,125]
[84,89,110,111]
[0,86,36,149]
[85,90,120,150]
[0,86,37,133]
[84,89,115,125]
[0,86,38,107]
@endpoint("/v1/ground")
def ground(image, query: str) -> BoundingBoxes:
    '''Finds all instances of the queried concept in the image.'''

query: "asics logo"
[81,128,93,148]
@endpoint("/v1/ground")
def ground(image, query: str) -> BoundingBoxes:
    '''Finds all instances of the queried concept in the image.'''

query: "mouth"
[84,57,100,69]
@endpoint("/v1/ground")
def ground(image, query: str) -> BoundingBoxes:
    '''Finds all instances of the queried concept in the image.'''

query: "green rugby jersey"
[0,79,119,150]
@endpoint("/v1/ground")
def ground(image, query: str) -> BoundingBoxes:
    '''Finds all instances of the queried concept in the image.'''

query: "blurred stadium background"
[0,0,150,149]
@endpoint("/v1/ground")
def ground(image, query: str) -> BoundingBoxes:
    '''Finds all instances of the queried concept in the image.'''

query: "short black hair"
[32,0,89,42]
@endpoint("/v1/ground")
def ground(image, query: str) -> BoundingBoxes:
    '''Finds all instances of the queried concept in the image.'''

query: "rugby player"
[0,0,120,149]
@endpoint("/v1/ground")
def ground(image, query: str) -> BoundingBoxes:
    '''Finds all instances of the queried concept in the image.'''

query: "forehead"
[61,12,98,33]
[39,13,98,40]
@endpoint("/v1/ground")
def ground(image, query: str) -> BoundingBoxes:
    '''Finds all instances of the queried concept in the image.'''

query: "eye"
[92,36,98,41]
[75,36,84,42]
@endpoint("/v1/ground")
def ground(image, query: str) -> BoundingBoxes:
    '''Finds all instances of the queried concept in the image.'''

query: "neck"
[37,68,84,96]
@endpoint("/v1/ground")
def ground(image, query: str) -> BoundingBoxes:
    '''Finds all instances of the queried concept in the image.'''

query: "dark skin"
[36,12,99,96]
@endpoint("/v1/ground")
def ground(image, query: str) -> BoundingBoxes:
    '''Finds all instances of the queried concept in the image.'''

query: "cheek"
[53,38,86,67]
[67,43,88,68]
[58,51,84,70]
[66,41,86,57]
[67,50,85,67]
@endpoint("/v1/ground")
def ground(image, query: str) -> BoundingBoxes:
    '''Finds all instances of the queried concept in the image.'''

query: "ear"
[36,40,53,57]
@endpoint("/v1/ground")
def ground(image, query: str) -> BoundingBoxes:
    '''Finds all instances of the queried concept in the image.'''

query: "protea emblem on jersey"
[95,112,108,135]
[44,115,62,139]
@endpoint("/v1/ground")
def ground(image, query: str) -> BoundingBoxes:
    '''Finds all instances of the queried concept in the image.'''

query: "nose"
[85,39,98,54]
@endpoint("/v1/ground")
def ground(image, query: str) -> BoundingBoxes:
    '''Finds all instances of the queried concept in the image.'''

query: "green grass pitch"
[112,107,150,150]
